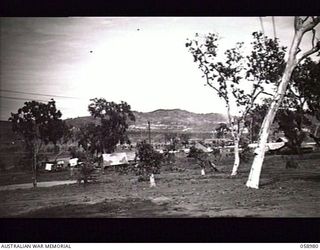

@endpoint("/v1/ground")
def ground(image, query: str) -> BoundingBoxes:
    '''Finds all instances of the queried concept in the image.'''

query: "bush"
[187,146,204,159]
[135,141,163,178]
[188,146,219,172]
[68,146,87,161]
[239,142,252,163]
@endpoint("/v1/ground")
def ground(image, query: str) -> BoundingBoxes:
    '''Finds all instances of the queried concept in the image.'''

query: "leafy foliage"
[9,99,66,149]
[86,98,135,154]
[246,32,286,85]
[276,109,312,154]
[188,146,219,172]
[9,99,66,186]
[290,58,320,121]
[77,123,102,156]
[245,102,270,142]
[180,133,191,146]
[135,141,163,177]
[239,142,252,163]
[186,32,286,149]
[280,58,320,148]
[215,123,230,139]
[186,31,286,174]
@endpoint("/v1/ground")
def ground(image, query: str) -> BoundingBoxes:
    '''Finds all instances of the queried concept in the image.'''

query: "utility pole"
[148,121,151,144]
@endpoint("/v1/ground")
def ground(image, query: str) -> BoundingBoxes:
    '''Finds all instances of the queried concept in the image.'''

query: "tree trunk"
[246,29,303,189]
[32,149,37,188]
[201,168,205,176]
[150,173,156,187]
[231,135,240,176]
[226,105,242,176]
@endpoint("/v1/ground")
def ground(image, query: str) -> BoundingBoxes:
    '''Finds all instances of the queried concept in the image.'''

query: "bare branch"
[300,16,320,33]
[302,17,309,23]
[295,47,301,55]
[297,41,320,64]
[205,75,219,93]
[260,91,274,97]
[312,29,316,47]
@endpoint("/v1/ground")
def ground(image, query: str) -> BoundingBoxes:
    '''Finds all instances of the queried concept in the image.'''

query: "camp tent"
[102,152,129,167]
[69,158,78,167]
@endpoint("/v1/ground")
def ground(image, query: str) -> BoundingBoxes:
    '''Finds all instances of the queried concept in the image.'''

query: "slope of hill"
[65,109,228,133]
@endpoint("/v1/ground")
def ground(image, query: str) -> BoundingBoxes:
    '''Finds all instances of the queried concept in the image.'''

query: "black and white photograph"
[0,16,319,221]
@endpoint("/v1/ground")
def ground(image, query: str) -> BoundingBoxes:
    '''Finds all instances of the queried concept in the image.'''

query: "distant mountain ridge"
[65,108,228,133]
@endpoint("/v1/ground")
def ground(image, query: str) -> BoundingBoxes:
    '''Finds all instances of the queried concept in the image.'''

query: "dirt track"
[0,154,319,217]
[0,180,77,191]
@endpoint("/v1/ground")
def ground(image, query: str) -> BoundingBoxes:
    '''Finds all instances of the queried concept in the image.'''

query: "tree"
[78,123,103,157]
[135,141,163,187]
[186,31,284,176]
[215,123,230,139]
[180,133,191,146]
[245,102,269,143]
[87,98,135,154]
[9,99,65,187]
[188,146,219,175]
[291,58,320,145]
[246,16,320,189]
[52,122,72,162]
[276,109,311,154]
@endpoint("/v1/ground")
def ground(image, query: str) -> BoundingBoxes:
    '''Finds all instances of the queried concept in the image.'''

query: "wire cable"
[0,89,83,100]
[0,95,48,103]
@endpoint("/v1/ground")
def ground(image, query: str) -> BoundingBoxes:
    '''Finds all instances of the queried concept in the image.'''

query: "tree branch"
[300,16,320,33]
[260,91,274,97]
[297,41,320,64]
[302,17,309,23]
[311,29,316,47]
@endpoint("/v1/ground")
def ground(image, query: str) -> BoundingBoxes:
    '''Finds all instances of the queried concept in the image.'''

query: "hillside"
[65,109,228,133]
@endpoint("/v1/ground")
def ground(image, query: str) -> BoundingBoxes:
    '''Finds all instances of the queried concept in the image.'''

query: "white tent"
[69,158,78,167]
[102,153,129,167]
[126,152,136,162]
[45,163,53,171]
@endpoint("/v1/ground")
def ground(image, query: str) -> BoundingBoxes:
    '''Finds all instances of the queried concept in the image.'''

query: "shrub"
[188,146,219,172]
[68,146,87,161]
[239,142,252,163]
[135,141,163,178]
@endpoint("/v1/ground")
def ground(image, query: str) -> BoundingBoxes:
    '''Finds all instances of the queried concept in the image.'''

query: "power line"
[0,95,48,103]
[0,89,83,100]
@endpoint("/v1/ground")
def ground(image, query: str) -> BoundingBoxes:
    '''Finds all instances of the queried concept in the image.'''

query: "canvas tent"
[45,163,53,171]
[69,158,78,167]
[102,152,129,167]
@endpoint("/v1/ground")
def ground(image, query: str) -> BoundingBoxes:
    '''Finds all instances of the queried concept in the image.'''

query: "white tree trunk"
[246,29,304,189]
[150,173,156,187]
[226,105,242,176]
[231,136,240,176]
[201,168,205,176]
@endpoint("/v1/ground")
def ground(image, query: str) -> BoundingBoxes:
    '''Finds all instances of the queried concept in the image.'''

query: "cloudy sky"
[0,17,318,120]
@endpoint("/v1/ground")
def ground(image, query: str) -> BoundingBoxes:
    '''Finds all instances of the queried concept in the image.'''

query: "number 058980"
[300,244,319,248]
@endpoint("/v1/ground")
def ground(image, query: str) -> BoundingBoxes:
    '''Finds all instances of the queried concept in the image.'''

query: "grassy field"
[0,152,319,217]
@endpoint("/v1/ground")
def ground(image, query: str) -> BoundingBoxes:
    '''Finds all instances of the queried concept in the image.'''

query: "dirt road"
[0,180,77,191]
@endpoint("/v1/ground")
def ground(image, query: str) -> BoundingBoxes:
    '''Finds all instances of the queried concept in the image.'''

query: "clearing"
[0,153,319,217]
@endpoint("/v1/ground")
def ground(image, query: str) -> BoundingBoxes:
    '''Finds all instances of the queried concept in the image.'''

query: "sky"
[0,17,318,120]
